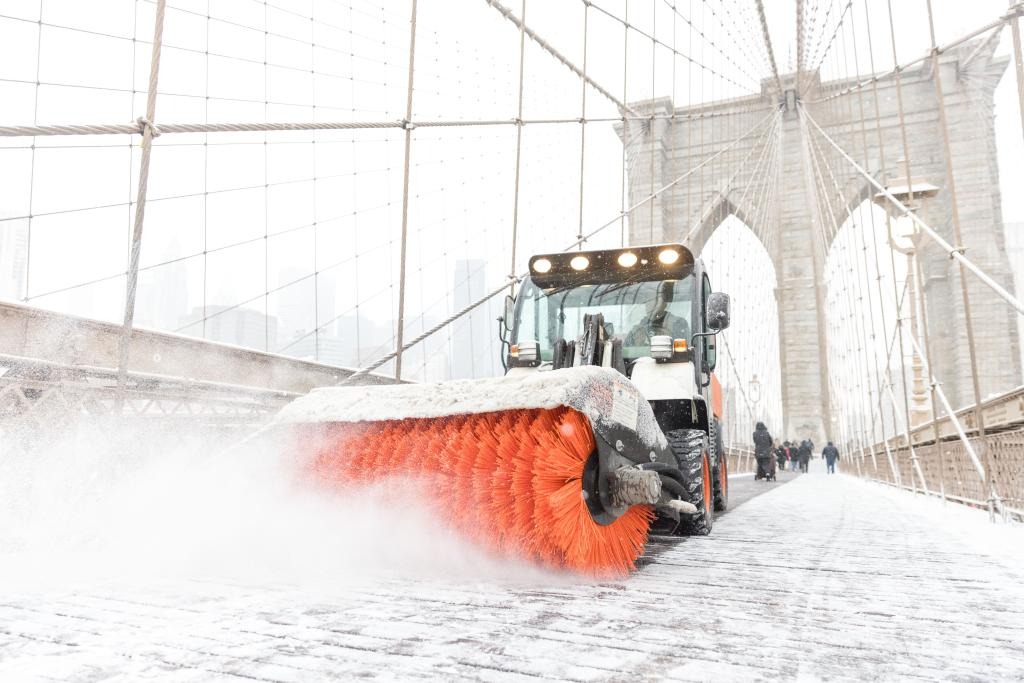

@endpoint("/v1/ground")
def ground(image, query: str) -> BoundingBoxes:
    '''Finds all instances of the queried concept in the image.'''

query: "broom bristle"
[310,407,653,576]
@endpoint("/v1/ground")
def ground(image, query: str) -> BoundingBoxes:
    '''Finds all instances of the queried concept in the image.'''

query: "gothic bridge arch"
[621,37,1019,442]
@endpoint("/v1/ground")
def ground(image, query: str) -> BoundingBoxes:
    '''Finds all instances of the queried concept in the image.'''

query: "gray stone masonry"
[619,38,1021,444]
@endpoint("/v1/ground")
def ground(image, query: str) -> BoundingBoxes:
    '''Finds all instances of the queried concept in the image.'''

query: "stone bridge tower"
[620,38,1021,443]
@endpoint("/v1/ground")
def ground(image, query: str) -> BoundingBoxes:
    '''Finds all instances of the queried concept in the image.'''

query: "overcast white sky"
[0,0,1021,388]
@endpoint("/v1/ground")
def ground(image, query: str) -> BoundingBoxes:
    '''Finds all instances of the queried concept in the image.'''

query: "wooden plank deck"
[2,471,1023,681]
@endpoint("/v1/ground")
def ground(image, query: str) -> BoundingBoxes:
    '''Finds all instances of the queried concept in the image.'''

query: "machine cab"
[503,244,730,402]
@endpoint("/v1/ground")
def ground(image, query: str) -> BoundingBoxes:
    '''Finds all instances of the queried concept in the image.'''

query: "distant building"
[0,219,28,301]
[334,312,394,367]
[451,259,489,379]
[281,333,350,367]
[184,305,277,351]
[276,267,314,346]
[135,260,188,332]
[276,268,336,349]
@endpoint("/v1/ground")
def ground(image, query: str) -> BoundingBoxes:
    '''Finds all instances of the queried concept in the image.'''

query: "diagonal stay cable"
[483,0,640,116]
[755,0,784,96]
[343,107,780,382]
[588,0,760,95]
[658,0,766,89]
[683,109,781,243]
[719,334,758,424]
[798,0,856,97]
[811,12,1013,104]
[565,106,780,251]
[802,0,836,75]
[802,106,1024,317]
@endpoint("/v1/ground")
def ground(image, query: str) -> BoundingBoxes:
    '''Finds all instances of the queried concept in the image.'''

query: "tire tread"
[666,428,713,536]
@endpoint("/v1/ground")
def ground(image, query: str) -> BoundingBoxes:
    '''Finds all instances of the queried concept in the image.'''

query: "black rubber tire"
[711,418,728,512]
[666,428,714,536]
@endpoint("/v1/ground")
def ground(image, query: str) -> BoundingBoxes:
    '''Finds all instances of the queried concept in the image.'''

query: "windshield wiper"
[593,280,640,298]
[543,282,584,297]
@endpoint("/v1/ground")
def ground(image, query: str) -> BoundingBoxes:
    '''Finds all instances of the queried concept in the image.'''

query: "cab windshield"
[513,275,695,362]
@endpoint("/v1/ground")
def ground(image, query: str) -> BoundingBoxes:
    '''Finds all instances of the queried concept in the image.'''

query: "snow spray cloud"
[0,417,555,589]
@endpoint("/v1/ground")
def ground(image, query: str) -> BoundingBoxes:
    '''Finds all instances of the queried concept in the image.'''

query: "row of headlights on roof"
[531,248,681,274]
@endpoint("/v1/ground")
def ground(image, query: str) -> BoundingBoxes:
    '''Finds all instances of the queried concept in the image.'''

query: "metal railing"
[0,354,298,458]
[725,446,757,475]
[860,429,1024,521]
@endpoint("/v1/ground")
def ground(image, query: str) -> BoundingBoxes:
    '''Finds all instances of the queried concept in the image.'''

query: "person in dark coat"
[753,422,773,480]
[774,441,788,472]
[822,441,840,474]
[798,439,812,473]
[786,440,798,471]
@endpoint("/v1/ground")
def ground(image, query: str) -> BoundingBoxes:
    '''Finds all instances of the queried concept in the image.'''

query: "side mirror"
[503,295,515,331]
[706,292,730,331]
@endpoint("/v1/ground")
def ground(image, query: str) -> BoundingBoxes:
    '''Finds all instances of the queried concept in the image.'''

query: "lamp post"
[873,178,938,429]
[748,373,762,434]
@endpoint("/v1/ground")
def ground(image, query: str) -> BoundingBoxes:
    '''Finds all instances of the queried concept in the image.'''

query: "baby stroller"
[755,456,776,481]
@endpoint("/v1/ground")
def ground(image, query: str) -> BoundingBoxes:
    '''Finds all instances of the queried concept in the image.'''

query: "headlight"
[515,339,539,362]
[658,248,680,265]
[569,255,589,271]
[532,258,552,273]
[617,252,638,267]
[650,335,673,359]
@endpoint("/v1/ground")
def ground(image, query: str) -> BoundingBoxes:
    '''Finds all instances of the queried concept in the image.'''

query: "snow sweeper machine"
[272,243,731,577]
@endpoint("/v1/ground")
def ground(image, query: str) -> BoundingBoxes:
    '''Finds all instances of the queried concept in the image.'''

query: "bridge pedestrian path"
[1,469,1023,681]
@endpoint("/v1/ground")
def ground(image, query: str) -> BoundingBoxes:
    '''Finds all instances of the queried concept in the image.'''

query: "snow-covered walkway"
[2,472,1024,681]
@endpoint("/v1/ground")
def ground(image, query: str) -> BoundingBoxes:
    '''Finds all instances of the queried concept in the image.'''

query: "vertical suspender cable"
[864,0,907,486]
[311,3,319,362]
[836,14,882,471]
[670,2,677,240]
[1008,1,1024,144]
[685,0,691,242]
[509,0,527,289]
[262,0,268,351]
[849,1,894,475]
[620,1,629,247]
[912,251,949,500]
[577,2,589,249]
[882,0,925,487]
[796,0,805,94]
[394,0,419,381]
[649,0,656,243]
[202,1,211,340]
[117,0,167,392]
[924,0,995,515]
[23,0,45,303]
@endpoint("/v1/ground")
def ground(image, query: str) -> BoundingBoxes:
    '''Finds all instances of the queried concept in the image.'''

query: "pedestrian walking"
[753,422,773,481]
[822,442,840,474]
[775,441,788,473]
[798,439,812,473]
[788,440,799,471]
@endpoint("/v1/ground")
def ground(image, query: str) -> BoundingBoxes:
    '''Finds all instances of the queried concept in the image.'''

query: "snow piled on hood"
[273,366,668,449]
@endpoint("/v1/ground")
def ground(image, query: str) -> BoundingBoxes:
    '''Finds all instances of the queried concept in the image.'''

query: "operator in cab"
[624,280,691,346]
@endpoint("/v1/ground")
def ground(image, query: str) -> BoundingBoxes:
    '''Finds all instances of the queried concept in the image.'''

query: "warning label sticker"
[610,386,638,431]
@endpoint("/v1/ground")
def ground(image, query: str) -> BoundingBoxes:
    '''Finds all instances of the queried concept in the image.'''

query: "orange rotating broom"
[273,367,696,578]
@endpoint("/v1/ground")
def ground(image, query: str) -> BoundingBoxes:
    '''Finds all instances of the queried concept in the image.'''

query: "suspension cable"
[802,109,1024,317]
